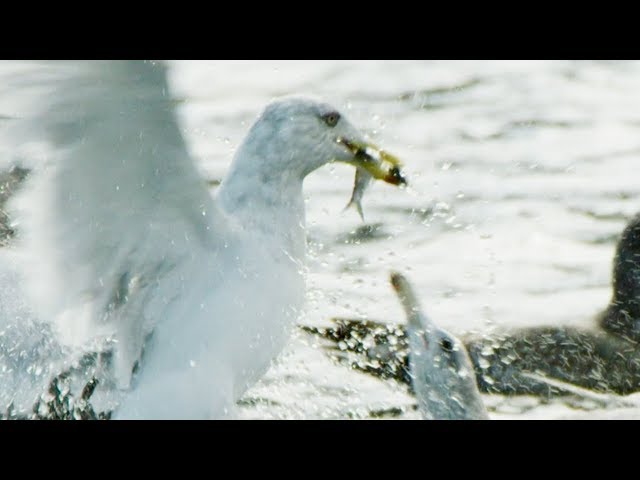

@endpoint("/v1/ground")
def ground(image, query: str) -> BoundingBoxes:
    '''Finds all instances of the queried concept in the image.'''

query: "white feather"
[3,62,228,389]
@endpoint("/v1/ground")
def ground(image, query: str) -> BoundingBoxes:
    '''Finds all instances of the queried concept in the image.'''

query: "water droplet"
[478,357,491,369]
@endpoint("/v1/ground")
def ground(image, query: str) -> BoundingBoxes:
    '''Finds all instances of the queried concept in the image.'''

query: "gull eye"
[322,112,340,127]
[440,338,454,353]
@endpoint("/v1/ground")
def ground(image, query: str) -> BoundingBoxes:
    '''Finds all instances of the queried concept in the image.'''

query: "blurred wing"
[0,61,227,383]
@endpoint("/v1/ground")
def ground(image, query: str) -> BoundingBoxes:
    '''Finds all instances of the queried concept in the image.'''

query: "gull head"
[390,272,488,420]
[237,96,405,185]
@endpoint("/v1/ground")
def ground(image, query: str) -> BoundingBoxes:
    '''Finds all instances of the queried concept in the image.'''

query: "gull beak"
[390,272,423,329]
[337,137,407,186]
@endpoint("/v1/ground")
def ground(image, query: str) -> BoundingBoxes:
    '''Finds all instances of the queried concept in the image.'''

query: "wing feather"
[1,61,228,385]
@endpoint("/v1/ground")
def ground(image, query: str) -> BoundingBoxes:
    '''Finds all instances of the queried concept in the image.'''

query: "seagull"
[390,272,488,420]
[0,61,405,419]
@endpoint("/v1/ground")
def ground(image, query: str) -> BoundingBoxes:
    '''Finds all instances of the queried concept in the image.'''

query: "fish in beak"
[337,137,407,220]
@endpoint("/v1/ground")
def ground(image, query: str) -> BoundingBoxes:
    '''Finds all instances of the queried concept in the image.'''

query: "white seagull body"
[0,61,403,419]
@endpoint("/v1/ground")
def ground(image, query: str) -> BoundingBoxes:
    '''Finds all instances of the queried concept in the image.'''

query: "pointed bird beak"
[390,272,424,328]
[337,137,407,186]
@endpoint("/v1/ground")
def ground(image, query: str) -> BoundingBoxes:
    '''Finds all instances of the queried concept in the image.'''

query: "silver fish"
[343,143,406,221]
[344,167,373,221]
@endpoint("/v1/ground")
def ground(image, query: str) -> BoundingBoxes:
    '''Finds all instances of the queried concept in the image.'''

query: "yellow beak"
[337,137,407,186]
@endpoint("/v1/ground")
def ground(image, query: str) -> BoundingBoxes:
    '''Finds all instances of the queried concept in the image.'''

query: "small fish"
[343,143,406,221]
[344,167,373,221]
